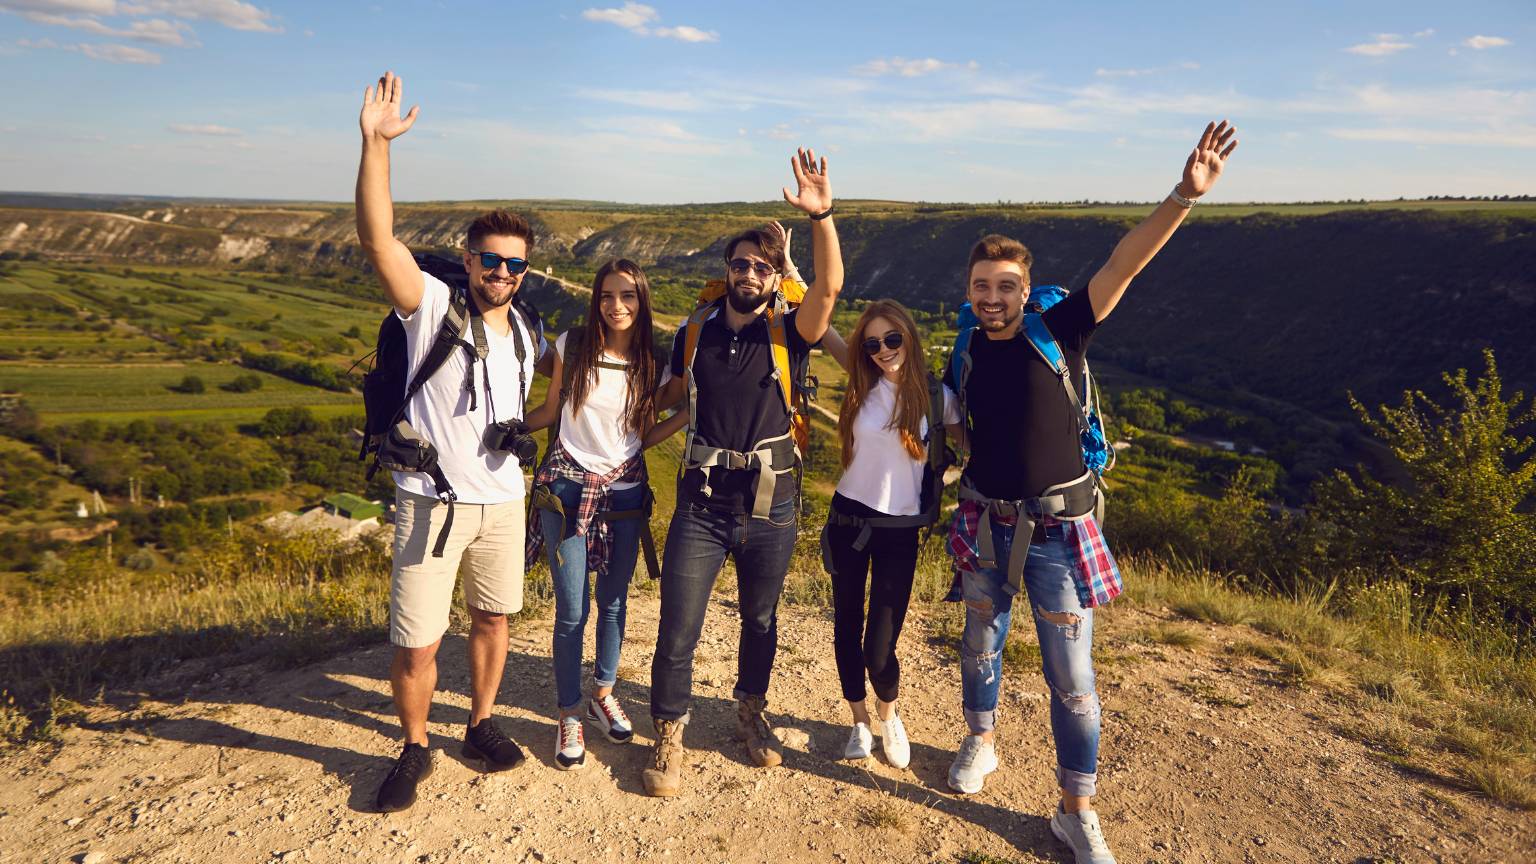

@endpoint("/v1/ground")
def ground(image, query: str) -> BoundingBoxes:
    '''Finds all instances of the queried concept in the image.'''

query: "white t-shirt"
[392,272,546,504]
[555,330,642,489]
[834,378,961,517]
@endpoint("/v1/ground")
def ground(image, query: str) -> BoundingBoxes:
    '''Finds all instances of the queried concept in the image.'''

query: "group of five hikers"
[355,70,1238,864]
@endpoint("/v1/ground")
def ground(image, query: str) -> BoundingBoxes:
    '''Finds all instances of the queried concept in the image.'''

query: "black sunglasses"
[728,258,777,278]
[861,332,904,355]
[471,250,530,275]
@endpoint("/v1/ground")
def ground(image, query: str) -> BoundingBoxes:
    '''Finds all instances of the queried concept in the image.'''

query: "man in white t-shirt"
[356,71,548,813]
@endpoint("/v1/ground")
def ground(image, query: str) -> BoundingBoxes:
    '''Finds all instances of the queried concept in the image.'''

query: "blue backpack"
[950,285,1115,480]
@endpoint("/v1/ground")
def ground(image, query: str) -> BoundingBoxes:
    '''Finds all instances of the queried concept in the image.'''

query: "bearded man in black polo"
[641,149,844,797]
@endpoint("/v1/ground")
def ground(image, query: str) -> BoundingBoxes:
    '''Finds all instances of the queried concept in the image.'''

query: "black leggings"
[823,493,920,704]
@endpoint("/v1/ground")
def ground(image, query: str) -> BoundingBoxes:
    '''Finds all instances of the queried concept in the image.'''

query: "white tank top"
[556,331,643,488]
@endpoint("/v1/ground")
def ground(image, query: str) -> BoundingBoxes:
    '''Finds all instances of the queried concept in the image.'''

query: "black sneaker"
[375,742,433,813]
[462,717,526,771]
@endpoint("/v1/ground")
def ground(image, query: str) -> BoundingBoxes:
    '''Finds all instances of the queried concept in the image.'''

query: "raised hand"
[360,70,419,143]
[1180,120,1238,199]
[766,220,797,274]
[781,148,833,215]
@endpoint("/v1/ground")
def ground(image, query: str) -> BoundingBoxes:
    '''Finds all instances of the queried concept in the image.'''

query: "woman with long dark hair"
[524,258,660,770]
[823,299,962,767]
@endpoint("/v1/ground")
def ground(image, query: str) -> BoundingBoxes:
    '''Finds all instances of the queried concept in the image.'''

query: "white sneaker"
[586,693,634,744]
[879,711,911,769]
[843,722,873,759]
[555,716,586,770]
[946,734,997,794]
[1050,807,1117,864]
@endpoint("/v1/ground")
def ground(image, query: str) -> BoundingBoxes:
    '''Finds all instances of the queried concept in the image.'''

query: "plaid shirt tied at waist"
[525,439,647,577]
[947,497,1123,608]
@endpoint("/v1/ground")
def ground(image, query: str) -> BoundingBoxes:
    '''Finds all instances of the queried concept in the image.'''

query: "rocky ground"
[2,587,1532,864]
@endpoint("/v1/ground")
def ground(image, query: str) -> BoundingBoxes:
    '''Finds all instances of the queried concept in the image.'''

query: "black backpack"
[355,253,543,556]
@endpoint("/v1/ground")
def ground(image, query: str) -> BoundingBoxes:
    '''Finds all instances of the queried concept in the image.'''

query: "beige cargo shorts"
[390,488,525,648]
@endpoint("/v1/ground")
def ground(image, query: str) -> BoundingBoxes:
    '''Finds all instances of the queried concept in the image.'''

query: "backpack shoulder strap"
[765,299,794,415]
[1022,312,1089,434]
[398,295,472,417]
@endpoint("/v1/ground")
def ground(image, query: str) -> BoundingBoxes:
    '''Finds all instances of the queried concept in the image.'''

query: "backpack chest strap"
[685,432,798,519]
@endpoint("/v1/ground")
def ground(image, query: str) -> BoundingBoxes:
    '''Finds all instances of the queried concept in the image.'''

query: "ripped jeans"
[960,519,1100,797]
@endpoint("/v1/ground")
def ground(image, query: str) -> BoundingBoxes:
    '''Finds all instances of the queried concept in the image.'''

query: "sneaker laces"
[1080,814,1110,854]
[596,694,629,728]
[386,745,429,782]
[956,735,983,767]
[652,723,679,771]
[471,718,512,751]
[559,716,583,750]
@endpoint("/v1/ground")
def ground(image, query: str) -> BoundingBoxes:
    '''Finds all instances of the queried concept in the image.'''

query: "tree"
[171,374,205,394]
[1312,350,1536,624]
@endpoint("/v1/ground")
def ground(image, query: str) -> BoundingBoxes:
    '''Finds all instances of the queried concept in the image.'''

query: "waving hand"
[360,70,419,142]
[1180,120,1238,199]
[782,148,833,215]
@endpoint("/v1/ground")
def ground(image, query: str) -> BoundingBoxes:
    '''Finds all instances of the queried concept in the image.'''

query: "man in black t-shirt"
[947,122,1238,864]
[640,149,844,797]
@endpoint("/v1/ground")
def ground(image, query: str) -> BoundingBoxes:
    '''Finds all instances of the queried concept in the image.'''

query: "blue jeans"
[960,519,1101,797]
[650,497,798,722]
[539,478,645,712]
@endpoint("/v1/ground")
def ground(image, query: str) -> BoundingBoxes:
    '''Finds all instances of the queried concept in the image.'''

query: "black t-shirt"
[957,288,1098,500]
[670,303,816,513]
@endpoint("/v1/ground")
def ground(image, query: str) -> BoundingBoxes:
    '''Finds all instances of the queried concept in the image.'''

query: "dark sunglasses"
[728,258,777,278]
[471,250,530,274]
[861,332,904,355]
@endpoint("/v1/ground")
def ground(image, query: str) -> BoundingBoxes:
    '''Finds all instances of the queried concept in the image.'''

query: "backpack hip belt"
[684,431,798,520]
[959,470,1098,596]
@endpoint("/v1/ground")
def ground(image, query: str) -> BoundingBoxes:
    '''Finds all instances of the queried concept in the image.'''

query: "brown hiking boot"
[642,718,685,797]
[736,694,783,768]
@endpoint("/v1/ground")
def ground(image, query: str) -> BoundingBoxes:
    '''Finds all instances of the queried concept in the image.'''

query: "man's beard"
[726,279,772,315]
[978,307,1021,332]
[473,276,516,310]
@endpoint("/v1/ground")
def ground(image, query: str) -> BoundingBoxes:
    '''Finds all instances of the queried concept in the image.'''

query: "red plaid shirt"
[525,440,647,577]
[947,498,1123,607]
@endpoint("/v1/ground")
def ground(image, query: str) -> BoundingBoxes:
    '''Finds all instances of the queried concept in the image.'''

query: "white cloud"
[856,56,973,77]
[118,1,279,33]
[0,0,280,34]
[1095,61,1199,78]
[653,24,715,42]
[1464,35,1510,50]
[576,87,703,111]
[169,122,241,135]
[1329,126,1536,148]
[18,12,193,44]
[1347,34,1412,56]
[73,41,160,62]
[876,98,1092,140]
[581,3,714,43]
[1413,28,1435,38]
[581,2,656,33]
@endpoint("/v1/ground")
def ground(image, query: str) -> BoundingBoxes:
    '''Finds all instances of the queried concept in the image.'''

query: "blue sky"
[1,0,1533,203]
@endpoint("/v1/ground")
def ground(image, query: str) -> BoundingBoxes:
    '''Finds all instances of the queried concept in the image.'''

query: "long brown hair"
[839,300,930,467]
[565,259,657,437]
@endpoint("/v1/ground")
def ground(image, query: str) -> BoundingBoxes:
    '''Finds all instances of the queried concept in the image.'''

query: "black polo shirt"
[957,288,1099,500]
[669,302,816,514]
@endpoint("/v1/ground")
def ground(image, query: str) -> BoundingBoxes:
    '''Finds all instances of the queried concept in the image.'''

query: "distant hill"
[2,200,1532,418]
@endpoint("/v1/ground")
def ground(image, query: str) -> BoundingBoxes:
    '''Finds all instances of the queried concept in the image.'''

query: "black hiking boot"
[375,742,433,813]
[462,717,526,771]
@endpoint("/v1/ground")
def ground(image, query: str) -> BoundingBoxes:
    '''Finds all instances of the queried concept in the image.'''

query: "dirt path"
[2,589,1531,864]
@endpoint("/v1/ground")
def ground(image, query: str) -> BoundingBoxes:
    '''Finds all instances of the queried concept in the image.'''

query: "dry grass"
[1132,621,1208,649]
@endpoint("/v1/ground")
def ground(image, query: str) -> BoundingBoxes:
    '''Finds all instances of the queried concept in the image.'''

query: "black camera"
[483,419,538,468]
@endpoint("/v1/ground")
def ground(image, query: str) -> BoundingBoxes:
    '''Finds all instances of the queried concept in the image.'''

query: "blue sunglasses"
[470,250,530,274]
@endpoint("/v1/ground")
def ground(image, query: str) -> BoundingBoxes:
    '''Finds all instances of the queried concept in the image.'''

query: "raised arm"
[356,70,425,316]
[781,148,843,344]
[1085,120,1238,322]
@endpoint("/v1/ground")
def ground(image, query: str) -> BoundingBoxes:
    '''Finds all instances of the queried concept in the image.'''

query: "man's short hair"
[722,226,786,272]
[966,234,1033,281]
[466,209,535,252]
